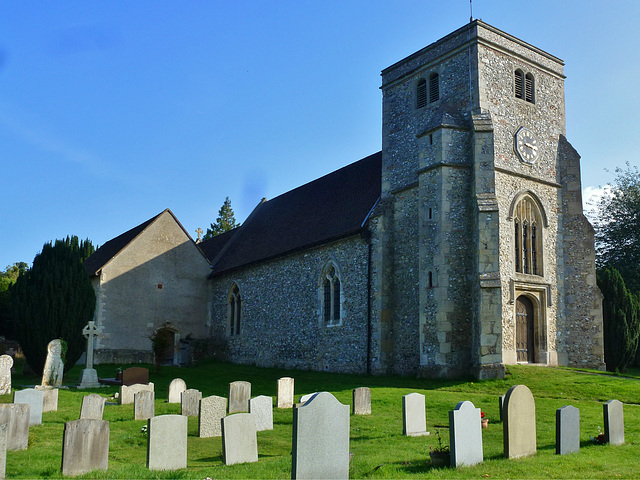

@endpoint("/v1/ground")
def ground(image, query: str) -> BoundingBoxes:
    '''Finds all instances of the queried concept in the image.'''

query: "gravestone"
[119,383,154,405]
[35,385,59,412]
[78,321,103,388]
[503,384,536,458]
[556,405,580,455]
[181,389,202,417]
[80,394,106,420]
[122,367,149,386]
[0,423,6,480]
[402,392,429,436]
[41,339,64,387]
[498,394,505,421]
[0,355,13,395]
[249,395,273,431]
[228,381,251,413]
[61,419,109,476]
[292,392,350,480]
[449,400,482,467]
[604,399,624,445]
[147,415,188,471]
[0,403,29,451]
[14,388,44,426]
[221,413,258,465]
[299,392,318,405]
[199,395,227,438]
[134,390,155,420]
[352,387,371,415]
[277,377,294,408]
[168,378,187,403]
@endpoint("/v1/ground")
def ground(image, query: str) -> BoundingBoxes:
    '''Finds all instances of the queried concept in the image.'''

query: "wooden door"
[516,296,534,362]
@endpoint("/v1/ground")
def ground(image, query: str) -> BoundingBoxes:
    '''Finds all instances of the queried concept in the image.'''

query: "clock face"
[515,127,538,164]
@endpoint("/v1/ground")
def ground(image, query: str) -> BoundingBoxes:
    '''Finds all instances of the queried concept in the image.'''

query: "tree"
[593,163,640,292]
[10,237,96,375]
[0,262,29,337]
[203,196,239,240]
[597,267,640,372]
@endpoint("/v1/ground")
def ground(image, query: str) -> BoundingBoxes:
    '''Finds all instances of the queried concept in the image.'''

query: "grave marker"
[277,377,294,408]
[604,399,624,445]
[503,384,536,458]
[556,405,580,455]
[221,413,258,465]
[35,385,59,412]
[181,389,202,417]
[0,355,13,395]
[168,378,187,403]
[0,423,6,480]
[0,403,29,451]
[228,381,251,413]
[119,383,154,405]
[402,392,429,436]
[249,395,273,431]
[449,400,482,467]
[199,395,227,438]
[14,388,44,426]
[352,387,371,415]
[80,394,105,420]
[78,321,103,388]
[135,390,155,420]
[61,419,109,476]
[147,415,188,471]
[122,367,149,386]
[41,339,64,387]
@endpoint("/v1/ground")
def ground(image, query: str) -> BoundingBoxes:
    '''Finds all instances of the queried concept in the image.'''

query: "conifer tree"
[203,197,239,240]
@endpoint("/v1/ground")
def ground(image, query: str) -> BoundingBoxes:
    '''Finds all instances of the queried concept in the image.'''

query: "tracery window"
[320,262,342,326]
[228,283,242,336]
[513,196,544,276]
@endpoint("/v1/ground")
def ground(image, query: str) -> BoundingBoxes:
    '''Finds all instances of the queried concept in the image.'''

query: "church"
[85,20,604,379]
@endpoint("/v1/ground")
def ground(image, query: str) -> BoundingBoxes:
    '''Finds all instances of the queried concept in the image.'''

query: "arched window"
[525,73,535,103]
[513,196,544,276]
[228,283,242,336]
[515,69,535,104]
[429,72,440,103]
[320,262,342,326]
[416,78,427,108]
[514,69,524,99]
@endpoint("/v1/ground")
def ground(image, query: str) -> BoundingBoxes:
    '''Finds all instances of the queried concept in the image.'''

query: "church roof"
[204,151,382,276]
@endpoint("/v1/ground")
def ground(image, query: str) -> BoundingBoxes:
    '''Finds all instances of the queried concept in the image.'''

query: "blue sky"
[1,1,639,268]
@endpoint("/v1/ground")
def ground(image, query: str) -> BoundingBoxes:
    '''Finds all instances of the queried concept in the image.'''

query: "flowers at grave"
[590,426,605,444]
[140,425,148,435]
[480,411,486,418]
[429,429,450,454]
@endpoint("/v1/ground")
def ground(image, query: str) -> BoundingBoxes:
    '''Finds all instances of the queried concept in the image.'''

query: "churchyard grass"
[2,361,639,478]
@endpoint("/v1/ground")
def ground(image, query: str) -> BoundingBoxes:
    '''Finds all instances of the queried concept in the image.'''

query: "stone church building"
[85,21,604,378]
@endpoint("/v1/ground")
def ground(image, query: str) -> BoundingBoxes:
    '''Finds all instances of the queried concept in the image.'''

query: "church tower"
[371,20,604,378]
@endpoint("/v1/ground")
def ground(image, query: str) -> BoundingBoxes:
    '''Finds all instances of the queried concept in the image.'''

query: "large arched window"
[513,196,545,276]
[320,261,342,326]
[227,283,242,336]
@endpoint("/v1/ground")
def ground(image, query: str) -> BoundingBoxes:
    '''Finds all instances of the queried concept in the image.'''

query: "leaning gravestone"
[352,387,371,415]
[292,392,350,480]
[402,392,429,436]
[134,390,155,420]
[119,383,154,405]
[199,395,227,438]
[168,378,187,403]
[35,385,59,412]
[277,377,294,408]
[249,395,273,431]
[449,400,483,467]
[228,381,251,413]
[14,388,44,426]
[0,423,7,480]
[147,415,188,471]
[0,403,29,451]
[221,413,258,465]
[80,394,106,420]
[41,339,65,387]
[0,355,13,395]
[556,405,580,455]
[122,367,149,386]
[181,389,202,417]
[61,419,109,476]
[503,384,536,458]
[604,399,624,445]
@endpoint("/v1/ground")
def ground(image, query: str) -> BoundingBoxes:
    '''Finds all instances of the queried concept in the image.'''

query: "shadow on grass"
[193,455,223,463]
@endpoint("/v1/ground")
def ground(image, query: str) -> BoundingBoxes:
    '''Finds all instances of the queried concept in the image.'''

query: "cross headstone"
[449,400,483,467]
[228,381,251,413]
[14,388,44,426]
[402,393,429,436]
[41,339,64,387]
[0,355,13,395]
[556,405,580,455]
[134,390,155,420]
[604,399,624,445]
[199,395,227,438]
[78,321,103,388]
[292,392,350,480]
[352,387,371,415]
[168,378,187,403]
[61,419,109,476]
[0,403,29,451]
[181,389,202,417]
[80,394,106,420]
[249,395,273,431]
[503,384,536,458]
[147,415,188,471]
[222,413,258,465]
[277,377,294,408]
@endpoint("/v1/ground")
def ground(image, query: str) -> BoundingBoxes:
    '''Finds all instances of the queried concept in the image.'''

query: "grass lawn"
[3,361,639,479]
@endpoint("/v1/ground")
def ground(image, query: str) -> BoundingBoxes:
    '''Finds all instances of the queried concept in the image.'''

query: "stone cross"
[195,228,204,243]
[82,321,102,369]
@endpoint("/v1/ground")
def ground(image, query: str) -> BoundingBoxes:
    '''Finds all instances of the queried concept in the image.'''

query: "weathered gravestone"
[292,392,350,480]
[0,423,7,480]
[199,395,227,438]
[503,384,536,458]
[80,394,105,420]
[0,355,13,395]
[147,415,188,471]
[78,321,102,389]
[556,405,580,455]
[402,392,429,436]
[168,378,187,403]
[35,385,59,412]
[249,395,273,431]
[299,392,318,405]
[277,377,294,408]
[228,381,251,414]
[604,399,624,445]
[41,339,65,387]
[449,400,483,467]
[135,390,155,420]
[122,367,149,386]
[14,388,44,426]
[181,389,202,417]
[0,403,28,451]
[61,419,109,476]
[352,387,371,415]
[221,413,258,465]
[119,383,154,405]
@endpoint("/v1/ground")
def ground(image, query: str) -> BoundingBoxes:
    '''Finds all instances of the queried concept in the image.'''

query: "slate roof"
[205,151,382,276]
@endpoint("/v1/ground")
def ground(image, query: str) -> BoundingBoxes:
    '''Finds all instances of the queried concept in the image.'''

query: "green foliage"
[594,163,640,292]
[0,262,29,338]
[596,267,640,372]
[10,238,96,375]
[203,196,239,240]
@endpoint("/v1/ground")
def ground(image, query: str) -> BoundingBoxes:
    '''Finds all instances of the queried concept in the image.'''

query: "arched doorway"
[516,296,535,362]
[153,326,177,366]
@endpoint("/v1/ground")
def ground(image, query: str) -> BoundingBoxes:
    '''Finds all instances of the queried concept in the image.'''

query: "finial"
[195,227,203,243]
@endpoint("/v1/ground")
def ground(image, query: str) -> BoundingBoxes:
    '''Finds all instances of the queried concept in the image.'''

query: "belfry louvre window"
[525,73,535,103]
[416,79,427,108]
[228,283,242,336]
[429,73,440,103]
[515,69,524,99]
[321,263,342,325]
[514,197,544,276]
[515,69,535,104]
